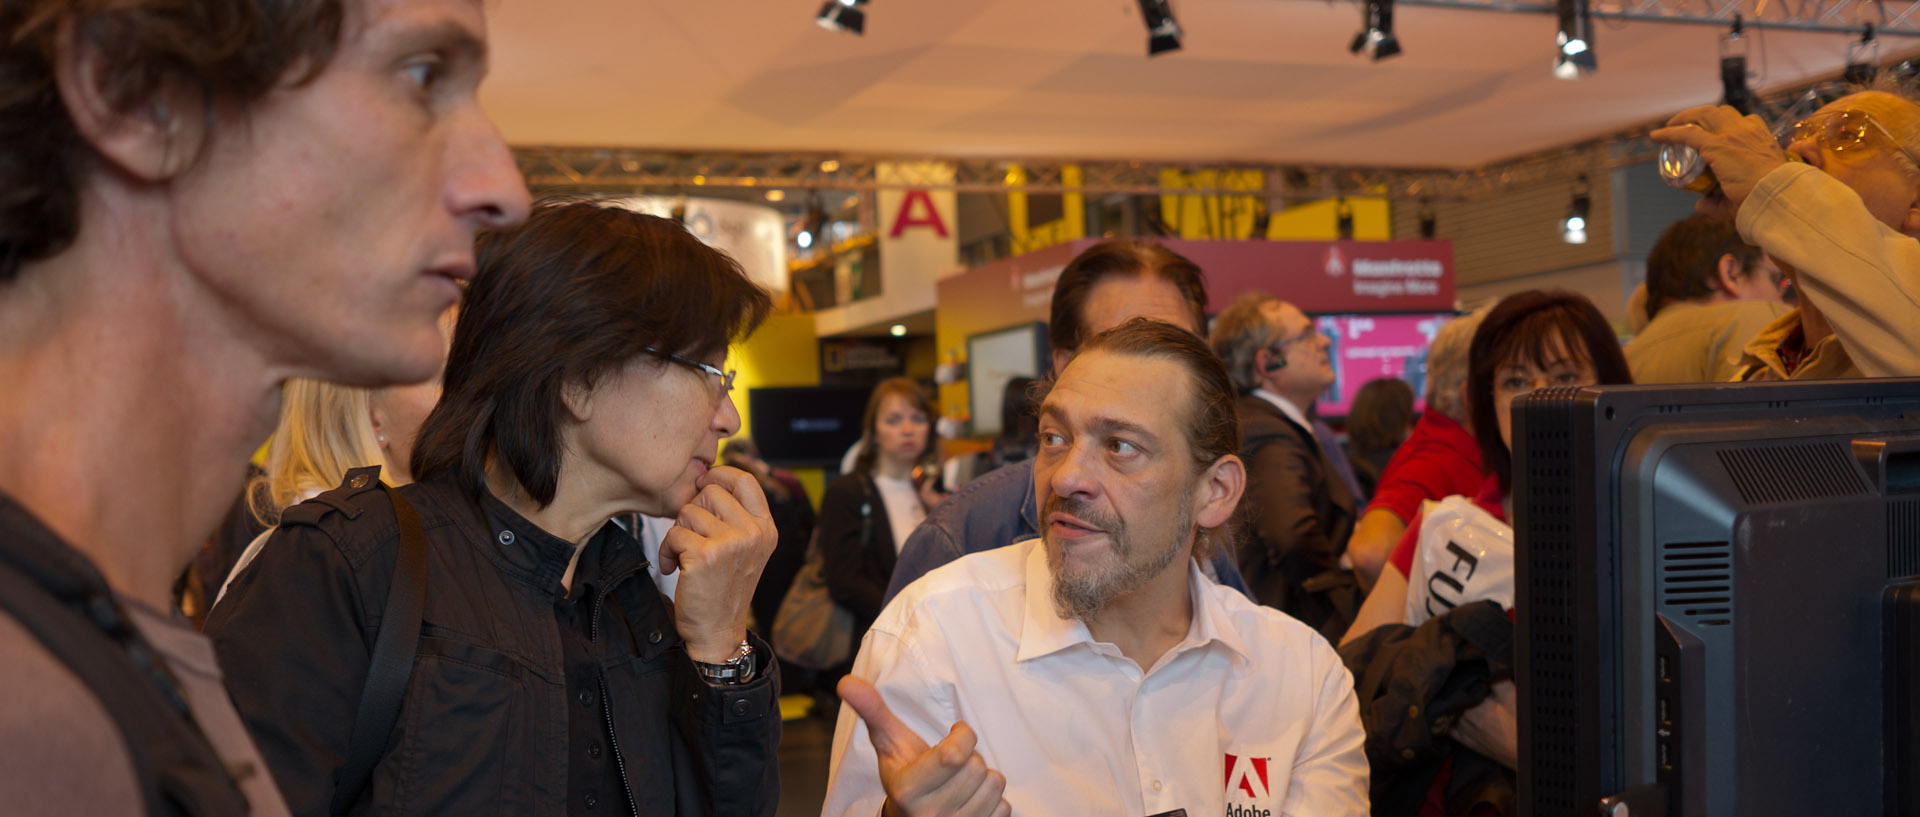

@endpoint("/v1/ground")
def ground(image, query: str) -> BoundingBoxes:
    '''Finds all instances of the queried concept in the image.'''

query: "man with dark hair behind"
[824,319,1367,817]
[0,0,528,814]
[884,240,1248,603]
[1625,214,1788,383]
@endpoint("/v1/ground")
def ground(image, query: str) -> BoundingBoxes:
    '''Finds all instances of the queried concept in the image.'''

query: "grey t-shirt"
[0,597,292,816]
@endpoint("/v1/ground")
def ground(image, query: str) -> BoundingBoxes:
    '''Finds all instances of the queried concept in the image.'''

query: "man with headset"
[1209,292,1356,639]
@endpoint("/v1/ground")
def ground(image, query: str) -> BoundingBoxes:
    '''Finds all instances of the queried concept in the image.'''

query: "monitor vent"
[1892,499,1920,578]
[1718,442,1867,505]
[1660,541,1733,626]
[1518,388,1582,814]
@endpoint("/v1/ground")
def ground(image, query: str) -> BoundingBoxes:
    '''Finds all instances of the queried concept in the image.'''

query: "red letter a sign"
[889,190,949,238]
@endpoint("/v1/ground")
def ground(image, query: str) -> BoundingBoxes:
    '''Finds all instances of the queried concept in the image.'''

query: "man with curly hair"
[0,0,528,813]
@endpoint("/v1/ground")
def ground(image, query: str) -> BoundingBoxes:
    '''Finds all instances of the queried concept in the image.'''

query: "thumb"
[839,675,929,760]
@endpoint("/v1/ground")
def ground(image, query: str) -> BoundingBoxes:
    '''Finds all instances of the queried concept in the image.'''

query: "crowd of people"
[6,1,1920,816]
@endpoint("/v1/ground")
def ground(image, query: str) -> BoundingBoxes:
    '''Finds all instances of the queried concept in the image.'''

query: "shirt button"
[1408,704,1421,718]
[587,741,602,759]
[1402,748,1418,760]
[497,530,515,546]
[1152,780,1163,792]
[583,792,597,808]
[577,689,595,707]
[647,630,663,644]
[731,699,752,717]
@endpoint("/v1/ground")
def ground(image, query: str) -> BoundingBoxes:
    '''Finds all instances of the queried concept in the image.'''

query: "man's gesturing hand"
[1650,104,1791,219]
[659,465,777,664]
[839,676,1011,817]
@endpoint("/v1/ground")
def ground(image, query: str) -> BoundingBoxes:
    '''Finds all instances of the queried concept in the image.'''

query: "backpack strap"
[328,468,428,817]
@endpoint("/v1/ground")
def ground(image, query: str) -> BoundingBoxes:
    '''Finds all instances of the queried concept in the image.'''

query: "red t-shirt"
[1366,411,1487,525]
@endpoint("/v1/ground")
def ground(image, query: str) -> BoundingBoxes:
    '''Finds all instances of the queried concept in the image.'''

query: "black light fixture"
[1562,175,1591,245]
[1418,199,1437,239]
[1845,24,1879,85]
[1720,16,1755,114]
[1336,197,1355,240]
[1349,0,1403,61]
[1137,0,1183,56]
[815,0,866,35]
[1553,0,1596,80]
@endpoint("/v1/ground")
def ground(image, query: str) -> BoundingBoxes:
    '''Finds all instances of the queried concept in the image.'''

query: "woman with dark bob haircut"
[208,200,783,817]
[1338,289,1629,791]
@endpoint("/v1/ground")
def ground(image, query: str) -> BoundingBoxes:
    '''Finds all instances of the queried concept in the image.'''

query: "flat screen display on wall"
[1312,312,1456,418]
[747,386,873,466]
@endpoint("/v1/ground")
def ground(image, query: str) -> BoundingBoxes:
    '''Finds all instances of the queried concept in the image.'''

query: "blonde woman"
[216,307,457,604]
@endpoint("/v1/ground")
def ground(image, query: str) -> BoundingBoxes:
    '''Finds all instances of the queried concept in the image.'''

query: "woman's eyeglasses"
[642,347,736,396]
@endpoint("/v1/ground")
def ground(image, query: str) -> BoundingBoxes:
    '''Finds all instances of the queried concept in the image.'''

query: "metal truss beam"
[1396,0,1920,36]
[512,60,1907,205]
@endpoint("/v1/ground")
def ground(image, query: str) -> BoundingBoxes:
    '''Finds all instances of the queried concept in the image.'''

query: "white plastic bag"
[1403,495,1514,627]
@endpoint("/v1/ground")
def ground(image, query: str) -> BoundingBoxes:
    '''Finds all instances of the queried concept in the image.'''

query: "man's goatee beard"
[1048,499,1190,620]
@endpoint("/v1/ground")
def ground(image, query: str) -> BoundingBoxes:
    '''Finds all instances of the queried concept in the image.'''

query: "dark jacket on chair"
[1234,393,1357,634]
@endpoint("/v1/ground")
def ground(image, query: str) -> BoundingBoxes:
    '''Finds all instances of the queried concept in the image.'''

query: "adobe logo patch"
[1224,753,1271,799]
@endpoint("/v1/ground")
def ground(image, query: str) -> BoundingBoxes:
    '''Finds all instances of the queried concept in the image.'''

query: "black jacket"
[1337,600,1516,817]
[207,474,779,817]
[1235,394,1357,632]
[817,474,897,638]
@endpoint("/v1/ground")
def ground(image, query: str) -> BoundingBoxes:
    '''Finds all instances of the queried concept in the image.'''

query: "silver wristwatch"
[691,639,757,686]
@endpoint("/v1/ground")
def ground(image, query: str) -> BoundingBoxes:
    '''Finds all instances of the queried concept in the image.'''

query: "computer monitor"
[1512,377,1920,817]
[1311,311,1454,418]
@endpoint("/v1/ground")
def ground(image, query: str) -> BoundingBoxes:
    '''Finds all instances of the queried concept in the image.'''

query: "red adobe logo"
[1224,753,1271,799]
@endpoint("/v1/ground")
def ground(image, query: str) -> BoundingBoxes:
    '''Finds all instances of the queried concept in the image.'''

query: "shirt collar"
[481,492,638,597]
[1738,308,1854,379]
[1012,539,1252,667]
[1018,466,1039,538]
[1015,539,1094,662]
[1252,388,1314,437]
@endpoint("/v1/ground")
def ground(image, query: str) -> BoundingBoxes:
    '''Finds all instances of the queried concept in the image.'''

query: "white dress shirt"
[1253,387,1314,437]
[822,539,1369,817]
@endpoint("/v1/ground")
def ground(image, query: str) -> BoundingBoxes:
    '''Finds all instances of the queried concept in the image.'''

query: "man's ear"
[52,24,206,182]
[1193,454,1246,530]
[1901,184,1920,235]
[1713,254,1745,298]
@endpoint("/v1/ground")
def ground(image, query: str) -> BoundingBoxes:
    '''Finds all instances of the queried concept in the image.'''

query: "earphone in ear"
[1263,347,1288,372]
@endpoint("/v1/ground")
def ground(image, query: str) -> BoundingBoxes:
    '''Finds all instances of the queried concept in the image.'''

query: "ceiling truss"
[1398,0,1920,36]
[514,63,1895,204]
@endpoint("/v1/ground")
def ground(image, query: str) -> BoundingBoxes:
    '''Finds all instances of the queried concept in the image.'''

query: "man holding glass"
[1654,85,1920,379]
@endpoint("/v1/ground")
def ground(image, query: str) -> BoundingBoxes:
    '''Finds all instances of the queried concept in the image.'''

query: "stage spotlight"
[1349,0,1403,61]
[1845,24,1879,85]
[815,0,865,35]
[1336,197,1355,240]
[1418,199,1436,239]
[1562,175,1591,245]
[1137,0,1183,56]
[1554,0,1596,80]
